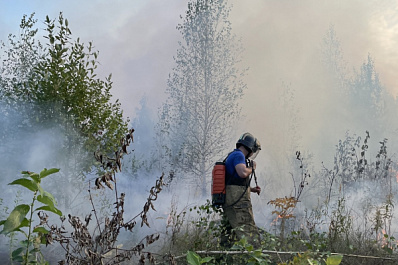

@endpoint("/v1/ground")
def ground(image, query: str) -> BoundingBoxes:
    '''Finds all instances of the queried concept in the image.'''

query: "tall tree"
[321,25,386,133]
[350,55,384,119]
[321,25,348,93]
[320,26,398,161]
[0,13,128,208]
[158,0,246,196]
[126,96,157,177]
[0,13,127,174]
[0,14,43,142]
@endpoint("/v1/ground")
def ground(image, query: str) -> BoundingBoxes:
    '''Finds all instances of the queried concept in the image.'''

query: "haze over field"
[1,0,398,236]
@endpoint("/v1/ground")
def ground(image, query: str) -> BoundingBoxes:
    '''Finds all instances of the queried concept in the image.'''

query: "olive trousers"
[221,185,261,248]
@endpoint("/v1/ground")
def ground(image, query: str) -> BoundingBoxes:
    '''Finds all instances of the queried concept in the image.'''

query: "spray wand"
[249,159,260,195]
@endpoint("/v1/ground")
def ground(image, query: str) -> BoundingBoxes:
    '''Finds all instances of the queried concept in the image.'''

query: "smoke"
[0,104,68,261]
[2,1,398,165]
[229,0,398,162]
[2,0,398,259]
[0,100,211,262]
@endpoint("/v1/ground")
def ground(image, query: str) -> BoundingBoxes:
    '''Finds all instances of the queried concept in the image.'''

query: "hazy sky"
[2,1,397,110]
[2,0,398,168]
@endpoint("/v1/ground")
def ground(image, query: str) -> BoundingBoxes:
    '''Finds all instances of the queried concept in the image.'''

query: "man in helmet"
[221,132,262,248]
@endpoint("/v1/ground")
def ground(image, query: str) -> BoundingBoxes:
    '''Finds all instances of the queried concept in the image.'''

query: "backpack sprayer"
[211,160,227,206]
[211,133,261,207]
[211,157,258,207]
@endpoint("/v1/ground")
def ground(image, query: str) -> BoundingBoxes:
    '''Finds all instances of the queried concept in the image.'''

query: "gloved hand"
[251,186,261,195]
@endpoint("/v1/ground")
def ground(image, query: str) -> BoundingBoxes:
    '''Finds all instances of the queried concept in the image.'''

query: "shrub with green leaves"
[0,168,62,264]
[187,250,214,265]
[278,251,343,265]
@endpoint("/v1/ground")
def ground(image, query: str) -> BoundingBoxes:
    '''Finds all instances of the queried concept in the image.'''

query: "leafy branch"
[0,168,62,264]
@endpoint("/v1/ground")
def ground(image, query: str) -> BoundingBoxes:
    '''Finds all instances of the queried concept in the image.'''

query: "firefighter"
[221,132,261,248]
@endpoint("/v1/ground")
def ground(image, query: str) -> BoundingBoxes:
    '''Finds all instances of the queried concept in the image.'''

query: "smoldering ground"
[1,102,398,263]
[0,104,217,262]
[0,105,147,261]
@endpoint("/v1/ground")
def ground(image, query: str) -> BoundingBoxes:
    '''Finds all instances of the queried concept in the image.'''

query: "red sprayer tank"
[211,162,226,206]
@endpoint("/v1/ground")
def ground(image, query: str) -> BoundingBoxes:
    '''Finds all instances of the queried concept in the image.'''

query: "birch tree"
[159,0,246,196]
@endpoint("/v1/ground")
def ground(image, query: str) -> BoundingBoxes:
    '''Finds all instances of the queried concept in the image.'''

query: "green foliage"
[0,204,30,235]
[278,252,342,265]
[328,197,352,252]
[381,234,398,254]
[325,255,343,265]
[306,232,329,253]
[0,168,61,264]
[0,13,42,102]
[0,12,128,175]
[187,250,214,265]
[0,191,24,264]
[161,200,222,255]
[231,238,271,265]
[32,13,127,158]
[190,201,224,249]
[186,238,271,265]
[260,229,282,251]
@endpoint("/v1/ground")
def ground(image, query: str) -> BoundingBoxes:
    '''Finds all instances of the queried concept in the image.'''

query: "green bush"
[0,168,62,264]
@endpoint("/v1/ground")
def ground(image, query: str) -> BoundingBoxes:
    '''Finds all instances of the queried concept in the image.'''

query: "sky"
[1,0,398,188]
[2,0,398,115]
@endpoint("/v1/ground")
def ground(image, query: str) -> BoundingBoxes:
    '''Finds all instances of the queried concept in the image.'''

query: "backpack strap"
[223,153,254,208]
